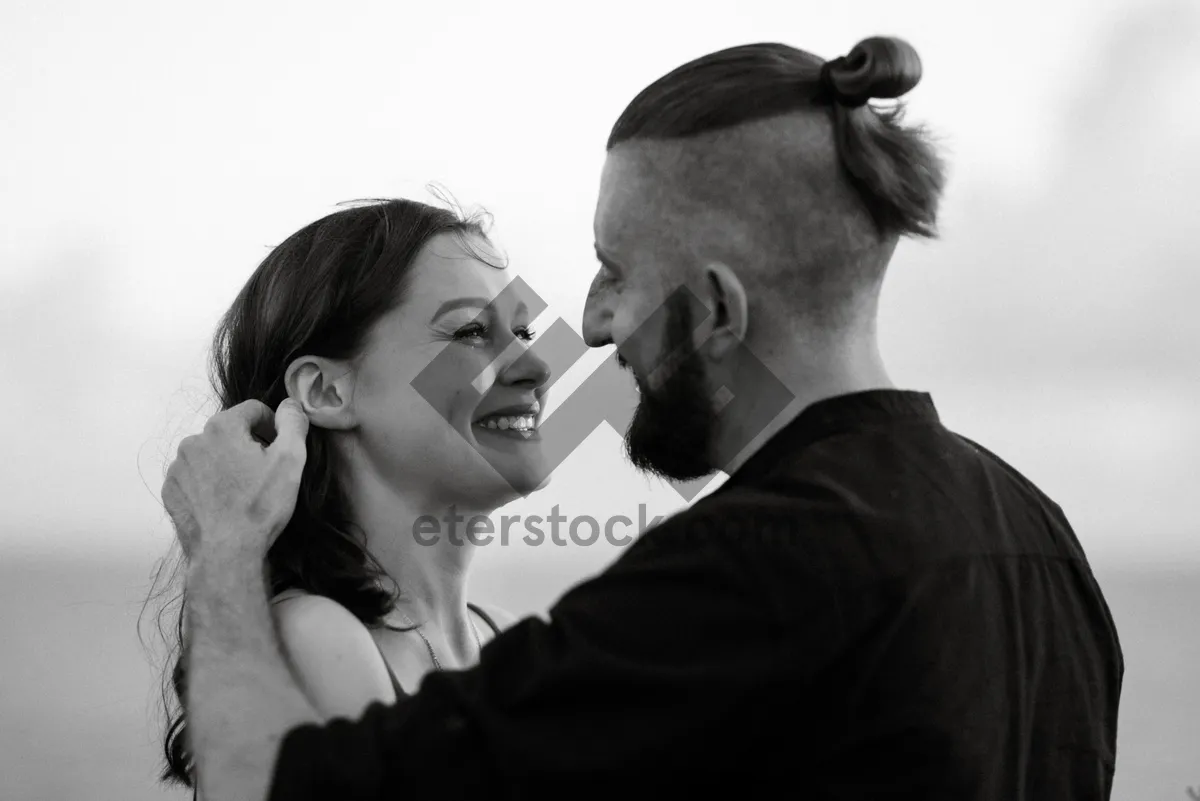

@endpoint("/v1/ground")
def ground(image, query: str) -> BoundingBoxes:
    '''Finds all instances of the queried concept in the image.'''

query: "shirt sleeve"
[267,511,797,800]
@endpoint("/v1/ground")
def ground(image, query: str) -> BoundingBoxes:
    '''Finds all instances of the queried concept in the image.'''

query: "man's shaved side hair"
[606,38,946,330]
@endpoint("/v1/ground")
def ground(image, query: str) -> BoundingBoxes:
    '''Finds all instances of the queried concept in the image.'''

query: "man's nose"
[581,275,613,348]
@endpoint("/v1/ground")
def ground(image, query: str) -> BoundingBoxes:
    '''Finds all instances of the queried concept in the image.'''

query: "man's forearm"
[187,544,321,801]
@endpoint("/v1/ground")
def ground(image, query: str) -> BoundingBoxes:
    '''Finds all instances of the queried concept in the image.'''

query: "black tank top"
[380,603,502,698]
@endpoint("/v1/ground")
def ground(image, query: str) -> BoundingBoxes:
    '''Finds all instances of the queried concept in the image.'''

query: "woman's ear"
[284,356,357,431]
[703,261,749,360]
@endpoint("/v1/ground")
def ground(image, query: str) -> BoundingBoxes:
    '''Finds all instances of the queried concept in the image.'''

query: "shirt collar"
[722,389,941,488]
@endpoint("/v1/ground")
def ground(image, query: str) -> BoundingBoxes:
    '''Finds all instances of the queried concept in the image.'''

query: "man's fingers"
[160,466,180,512]
[217,399,281,446]
[174,434,196,461]
[271,398,310,461]
[221,399,275,440]
[161,463,189,519]
[160,466,196,552]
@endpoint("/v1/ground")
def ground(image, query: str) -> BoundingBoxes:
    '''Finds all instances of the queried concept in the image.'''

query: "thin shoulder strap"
[467,602,502,637]
[368,634,407,698]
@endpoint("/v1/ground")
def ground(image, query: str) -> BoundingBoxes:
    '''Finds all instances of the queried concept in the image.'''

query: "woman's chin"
[464,431,550,495]
[495,458,552,500]
[501,469,551,501]
[454,455,550,506]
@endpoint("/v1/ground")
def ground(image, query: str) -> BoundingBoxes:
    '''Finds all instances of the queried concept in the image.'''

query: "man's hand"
[168,401,322,801]
[162,398,309,562]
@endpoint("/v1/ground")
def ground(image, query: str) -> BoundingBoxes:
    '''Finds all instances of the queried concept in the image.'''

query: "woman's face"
[345,233,551,511]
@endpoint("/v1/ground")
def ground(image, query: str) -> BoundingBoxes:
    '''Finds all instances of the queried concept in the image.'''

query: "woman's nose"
[500,342,551,389]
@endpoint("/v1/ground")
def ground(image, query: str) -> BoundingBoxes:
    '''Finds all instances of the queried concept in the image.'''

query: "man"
[163,38,1123,800]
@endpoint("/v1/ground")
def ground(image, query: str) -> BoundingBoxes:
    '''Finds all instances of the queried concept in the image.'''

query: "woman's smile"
[471,400,542,442]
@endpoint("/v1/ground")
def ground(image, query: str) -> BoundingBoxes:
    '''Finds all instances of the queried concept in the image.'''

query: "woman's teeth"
[476,414,537,437]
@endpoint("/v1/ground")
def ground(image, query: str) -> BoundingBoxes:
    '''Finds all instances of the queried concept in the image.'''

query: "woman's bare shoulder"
[269,589,396,716]
[271,590,385,658]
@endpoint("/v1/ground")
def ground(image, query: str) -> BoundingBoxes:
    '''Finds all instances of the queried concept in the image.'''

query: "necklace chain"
[394,610,483,672]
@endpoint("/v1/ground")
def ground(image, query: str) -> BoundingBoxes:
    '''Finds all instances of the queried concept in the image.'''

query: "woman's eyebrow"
[429,298,529,323]
[429,297,489,323]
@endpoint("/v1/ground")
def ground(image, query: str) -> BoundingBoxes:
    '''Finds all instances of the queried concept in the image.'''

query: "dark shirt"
[268,390,1123,800]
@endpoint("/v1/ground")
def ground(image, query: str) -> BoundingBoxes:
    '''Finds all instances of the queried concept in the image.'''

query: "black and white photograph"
[1,0,1197,799]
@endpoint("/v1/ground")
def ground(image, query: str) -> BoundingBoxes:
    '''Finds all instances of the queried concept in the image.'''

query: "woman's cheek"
[470,356,499,396]
[402,344,488,414]
[442,350,499,429]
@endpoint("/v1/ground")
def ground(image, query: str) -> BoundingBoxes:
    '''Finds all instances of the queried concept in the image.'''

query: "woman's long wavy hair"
[143,194,499,790]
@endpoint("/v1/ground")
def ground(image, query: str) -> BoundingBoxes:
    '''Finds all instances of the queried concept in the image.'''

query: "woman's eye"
[453,323,536,344]
[453,323,488,341]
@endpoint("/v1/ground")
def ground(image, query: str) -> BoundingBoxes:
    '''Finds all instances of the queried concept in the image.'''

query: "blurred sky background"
[1,0,1198,799]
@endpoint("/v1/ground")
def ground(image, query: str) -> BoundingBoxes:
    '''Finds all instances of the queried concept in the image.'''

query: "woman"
[152,196,552,790]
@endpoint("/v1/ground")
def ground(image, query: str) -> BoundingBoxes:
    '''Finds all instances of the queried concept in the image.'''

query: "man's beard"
[624,297,719,481]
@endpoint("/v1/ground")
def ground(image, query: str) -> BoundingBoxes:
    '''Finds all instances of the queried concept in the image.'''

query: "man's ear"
[703,261,748,359]
[284,356,357,431]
